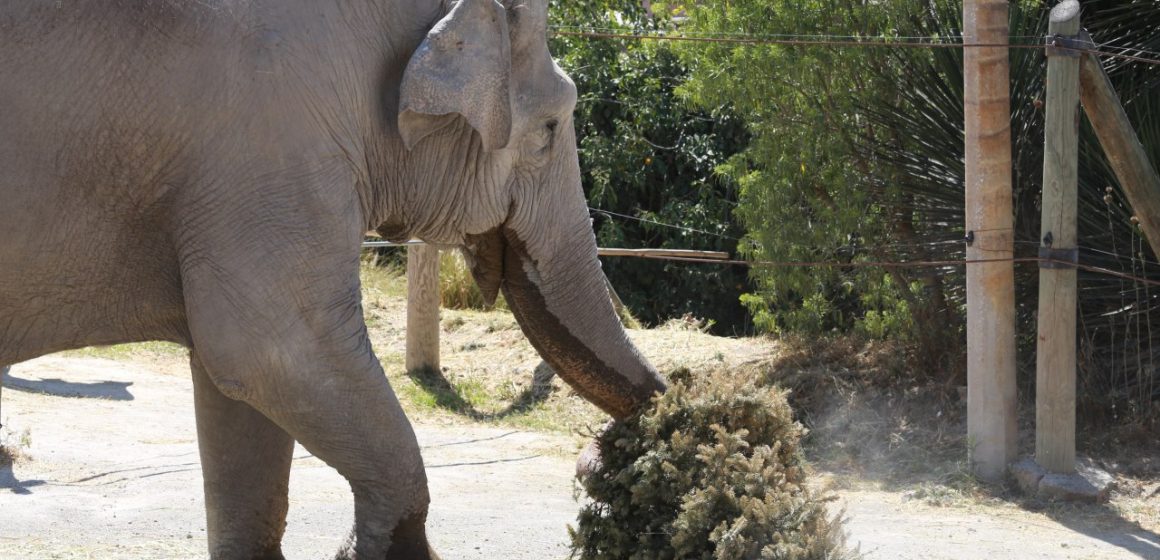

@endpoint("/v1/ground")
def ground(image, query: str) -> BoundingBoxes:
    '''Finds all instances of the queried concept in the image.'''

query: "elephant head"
[394,0,666,419]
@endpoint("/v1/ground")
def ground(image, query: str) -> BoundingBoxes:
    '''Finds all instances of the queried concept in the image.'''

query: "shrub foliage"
[571,369,851,560]
[550,1,752,334]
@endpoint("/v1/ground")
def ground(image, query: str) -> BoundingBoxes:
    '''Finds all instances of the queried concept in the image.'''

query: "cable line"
[550,29,1160,66]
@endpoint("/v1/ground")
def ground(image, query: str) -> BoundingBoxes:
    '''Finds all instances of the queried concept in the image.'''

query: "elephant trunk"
[499,228,666,420]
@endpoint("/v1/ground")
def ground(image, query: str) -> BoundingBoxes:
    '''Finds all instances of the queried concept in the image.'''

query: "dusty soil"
[3,272,1159,560]
[1,356,579,559]
[3,355,1158,559]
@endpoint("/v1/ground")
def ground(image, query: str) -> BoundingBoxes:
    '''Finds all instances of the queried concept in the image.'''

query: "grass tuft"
[0,424,32,467]
[439,251,507,310]
[360,261,407,305]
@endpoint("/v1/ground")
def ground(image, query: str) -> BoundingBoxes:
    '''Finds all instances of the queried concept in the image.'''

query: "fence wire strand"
[589,207,740,240]
[364,240,1160,289]
[550,28,1160,66]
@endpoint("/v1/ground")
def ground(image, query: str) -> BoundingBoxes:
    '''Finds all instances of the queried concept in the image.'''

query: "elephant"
[0,1,667,558]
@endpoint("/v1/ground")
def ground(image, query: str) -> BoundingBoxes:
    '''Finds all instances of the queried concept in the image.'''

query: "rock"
[1010,457,1116,503]
[1039,473,1107,503]
[1010,458,1047,495]
[1071,458,1116,501]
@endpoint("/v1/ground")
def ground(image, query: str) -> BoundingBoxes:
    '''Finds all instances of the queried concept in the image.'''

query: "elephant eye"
[530,119,558,156]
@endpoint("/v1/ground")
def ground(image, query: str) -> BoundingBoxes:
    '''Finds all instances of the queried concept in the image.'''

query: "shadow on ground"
[405,366,552,421]
[1028,498,1160,559]
[0,463,45,495]
[2,370,134,401]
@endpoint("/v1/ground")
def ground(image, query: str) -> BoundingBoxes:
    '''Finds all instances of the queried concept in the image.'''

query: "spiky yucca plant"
[862,0,1160,415]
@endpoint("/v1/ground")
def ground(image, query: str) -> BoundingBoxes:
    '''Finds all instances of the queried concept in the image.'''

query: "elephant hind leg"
[192,352,294,560]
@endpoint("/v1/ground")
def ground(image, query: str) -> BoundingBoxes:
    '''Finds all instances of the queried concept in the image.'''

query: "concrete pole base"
[1010,457,1116,503]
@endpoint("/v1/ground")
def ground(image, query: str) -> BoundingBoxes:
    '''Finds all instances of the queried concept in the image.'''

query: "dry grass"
[749,334,1160,535]
[35,263,1159,525]
[702,334,988,508]
[359,263,981,494]
[59,341,188,364]
[0,425,31,467]
[438,251,508,311]
[358,262,779,435]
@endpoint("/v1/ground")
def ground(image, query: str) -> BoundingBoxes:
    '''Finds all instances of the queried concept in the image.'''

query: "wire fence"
[549,28,1160,66]
[363,238,1160,288]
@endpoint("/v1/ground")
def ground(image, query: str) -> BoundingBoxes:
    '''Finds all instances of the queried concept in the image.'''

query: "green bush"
[550,1,752,334]
[571,369,852,560]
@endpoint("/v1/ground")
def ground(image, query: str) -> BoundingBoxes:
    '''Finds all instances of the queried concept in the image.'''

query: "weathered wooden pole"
[963,0,1017,481]
[406,245,441,373]
[0,366,6,431]
[1078,35,1160,256]
[1036,0,1082,475]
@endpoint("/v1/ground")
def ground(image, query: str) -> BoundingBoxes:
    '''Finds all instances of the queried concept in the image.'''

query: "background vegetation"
[549,1,753,334]
[543,0,1160,420]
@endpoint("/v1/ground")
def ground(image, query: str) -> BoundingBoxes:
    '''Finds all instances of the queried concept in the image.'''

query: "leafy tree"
[675,0,919,337]
[549,1,752,333]
[677,0,1160,412]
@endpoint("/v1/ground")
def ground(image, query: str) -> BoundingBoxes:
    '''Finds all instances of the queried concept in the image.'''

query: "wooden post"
[406,245,441,373]
[0,366,6,431]
[1036,0,1082,475]
[1079,38,1160,256]
[963,0,1017,481]
[603,275,628,319]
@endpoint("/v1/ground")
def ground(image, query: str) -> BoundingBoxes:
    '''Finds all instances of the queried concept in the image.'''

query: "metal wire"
[588,207,740,240]
[362,239,1160,289]
[551,29,1160,66]
[550,26,1047,43]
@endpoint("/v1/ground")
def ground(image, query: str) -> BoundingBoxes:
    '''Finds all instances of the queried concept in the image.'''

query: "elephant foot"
[243,550,286,560]
[334,513,439,560]
[207,543,285,560]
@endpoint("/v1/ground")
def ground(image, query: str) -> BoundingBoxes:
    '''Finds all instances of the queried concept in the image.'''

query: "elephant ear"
[398,0,513,151]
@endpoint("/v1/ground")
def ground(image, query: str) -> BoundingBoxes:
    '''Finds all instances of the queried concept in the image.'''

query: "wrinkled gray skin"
[0,1,666,558]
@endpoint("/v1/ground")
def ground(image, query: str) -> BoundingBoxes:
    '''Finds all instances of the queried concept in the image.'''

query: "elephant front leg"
[177,198,439,559]
[186,298,439,559]
[265,365,438,560]
[192,352,295,560]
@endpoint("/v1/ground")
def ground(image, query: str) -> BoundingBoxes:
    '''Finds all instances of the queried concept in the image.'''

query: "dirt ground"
[3,355,1158,559]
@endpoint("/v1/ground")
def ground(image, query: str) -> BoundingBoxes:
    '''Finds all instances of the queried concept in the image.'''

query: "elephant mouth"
[463,226,664,419]
[462,228,507,308]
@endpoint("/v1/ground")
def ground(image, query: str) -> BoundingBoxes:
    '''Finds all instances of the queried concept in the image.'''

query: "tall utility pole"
[963,0,1017,481]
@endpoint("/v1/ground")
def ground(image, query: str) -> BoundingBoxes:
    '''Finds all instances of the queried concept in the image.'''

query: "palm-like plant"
[864,0,1160,416]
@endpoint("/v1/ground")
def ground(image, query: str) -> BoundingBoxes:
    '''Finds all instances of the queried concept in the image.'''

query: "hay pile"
[571,368,853,560]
